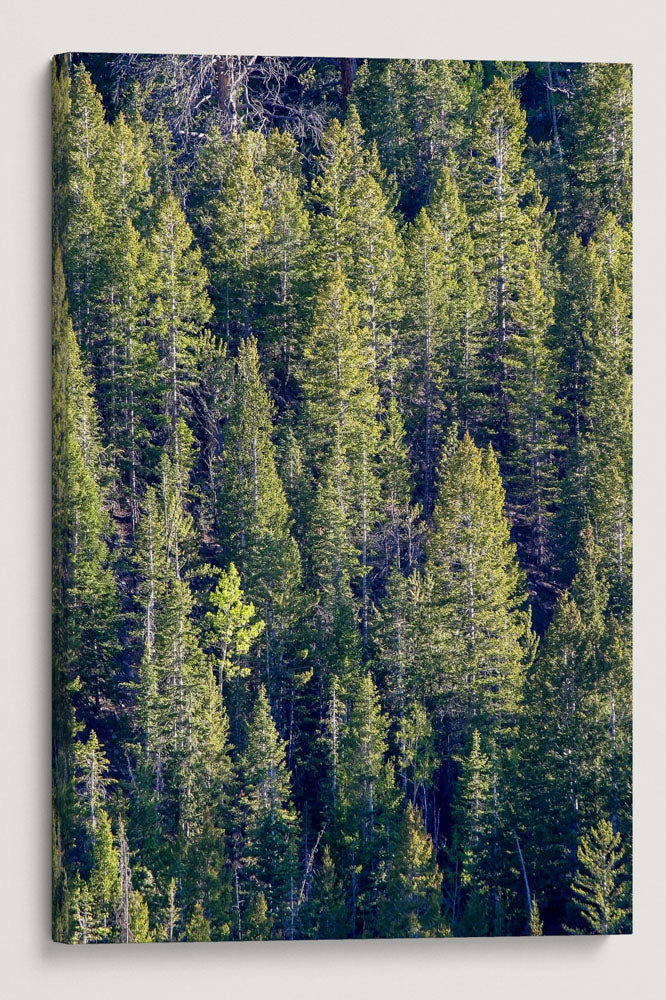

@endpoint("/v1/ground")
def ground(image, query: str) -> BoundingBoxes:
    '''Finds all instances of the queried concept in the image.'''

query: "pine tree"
[62,63,108,346]
[378,802,445,937]
[309,118,356,277]
[565,64,632,236]
[569,819,629,934]
[505,256,560,584]
[529,897,543,935]
[52,247,120,730]
[557,215,631,598]
[466,78,543,451]
[300,267,381,652]
[426,433,534,746]
[149,192,213,462]
[52,56,71,243]
[427,167,484,431]
[237,686,300,938]
[377,399,421,574]
[184,902,212,942]
[451,729,494,921]
[515,527,614,924]
[89,810,121,941]
[346,126,405,396]
[219,337,303,719]
[335,672,401,936]
[256,128,311,389]
[73,729,113,837]
[196,130,271,341]
[206,563,264,697]
[400,207,449,513]
[302,844,349,939]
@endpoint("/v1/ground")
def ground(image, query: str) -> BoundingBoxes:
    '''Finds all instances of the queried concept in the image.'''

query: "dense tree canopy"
[53,54,632,941]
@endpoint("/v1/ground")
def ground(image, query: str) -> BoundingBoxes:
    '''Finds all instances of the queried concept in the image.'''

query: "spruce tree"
[565,64,632,236]
[149,192,213,462]
[237,686,300,938]
[256,128,311,389]
[378,802,445,938]
[569,819,629,934]
[400,207,449,513]
[466,78,544,451]
[426,433,534,747]
[219,337,303,720]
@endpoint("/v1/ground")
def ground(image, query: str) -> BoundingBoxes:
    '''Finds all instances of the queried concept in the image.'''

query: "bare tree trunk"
[340,58,358,100]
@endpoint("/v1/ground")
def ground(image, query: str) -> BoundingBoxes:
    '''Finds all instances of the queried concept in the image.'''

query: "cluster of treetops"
[52,55,632,942]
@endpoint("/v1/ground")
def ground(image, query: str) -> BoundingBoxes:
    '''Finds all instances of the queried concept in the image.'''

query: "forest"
[51,54,632,942]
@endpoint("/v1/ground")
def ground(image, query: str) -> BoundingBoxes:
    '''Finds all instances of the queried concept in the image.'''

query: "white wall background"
[1,2,664,997]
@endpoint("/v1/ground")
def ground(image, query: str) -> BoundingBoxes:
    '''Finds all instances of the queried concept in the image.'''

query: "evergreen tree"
[427,167,484,431]
[219,337,303,720]
[426,434,534,747]
[184,902,212,942]
[89,810,121,941]
[256,128,311,389]
[62,63,108,346]
[569,819,629,934]
[466,78,545,451]
[302,844,349,939]
[565,64,632,236]
[194,130,271,341]
[378,802,445,938]
[237,687,300,938]
[505,256,560,586]
[335,672,401,936]
[400,207,449,513]
[149,192,213,462]
[300,267,381,652]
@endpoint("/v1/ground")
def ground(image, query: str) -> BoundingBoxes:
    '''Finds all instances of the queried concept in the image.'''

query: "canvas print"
[52,55,632,942]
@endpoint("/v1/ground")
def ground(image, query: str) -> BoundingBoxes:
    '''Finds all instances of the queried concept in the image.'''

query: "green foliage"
[569,820,629,934]
[237,687,300,937]
[53,57,632,942]
[378,803,445,937]
[184,902,212,942]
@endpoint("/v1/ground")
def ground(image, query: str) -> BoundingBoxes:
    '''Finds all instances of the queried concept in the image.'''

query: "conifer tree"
[219,337,303,718]
[206,563,264,698]
[62,63,108,346]
[505,257,560,581]
[256,128,311,388]
[300,267,381,652]
[378,802,444,938]
[149,192,213,461]
[302,844,349,939]
[195,130,271,340]
[558,214,632,596]
[451,729,495,920]
[309,118,356,277]
[335,672,401,936]
[426,167,484,431]
[466,78,544,451]
[52,248,120,729]
[184,902,212,942]
[565,64,632,236]
[377,399,421,574]
[346,127,405,396]
[400,207,449,513]
[426,434,534,747]
[89,810,121,941]
[569,819,629,934]
[237,686,300,938]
